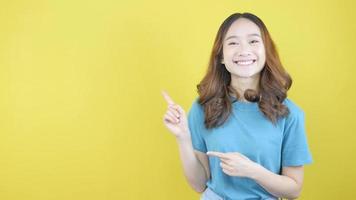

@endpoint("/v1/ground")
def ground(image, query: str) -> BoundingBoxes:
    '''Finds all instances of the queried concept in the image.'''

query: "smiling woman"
[223,20,266,79]
[200,13,292,129]
[162,12,312,200]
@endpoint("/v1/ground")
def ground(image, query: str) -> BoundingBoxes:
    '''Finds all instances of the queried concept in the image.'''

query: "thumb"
[237,152,250,160]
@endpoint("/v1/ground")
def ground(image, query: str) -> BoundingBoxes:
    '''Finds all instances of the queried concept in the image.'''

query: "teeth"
[236,60,255,65]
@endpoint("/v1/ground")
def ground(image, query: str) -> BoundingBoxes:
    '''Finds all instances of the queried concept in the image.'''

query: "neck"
[230,74,260,102]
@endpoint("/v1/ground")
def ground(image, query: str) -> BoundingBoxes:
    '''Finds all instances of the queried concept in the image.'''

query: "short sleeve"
[282,100,313,166]
[187,99,207,153]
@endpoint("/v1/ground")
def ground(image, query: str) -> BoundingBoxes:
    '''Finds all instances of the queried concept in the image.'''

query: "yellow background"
[0,0,355,199]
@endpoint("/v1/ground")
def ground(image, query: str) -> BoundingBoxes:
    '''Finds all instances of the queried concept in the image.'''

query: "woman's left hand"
[207,151,260,178]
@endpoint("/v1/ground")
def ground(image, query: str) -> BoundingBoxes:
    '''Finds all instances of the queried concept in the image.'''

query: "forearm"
[176,135,208,193]
[251,164,301,199]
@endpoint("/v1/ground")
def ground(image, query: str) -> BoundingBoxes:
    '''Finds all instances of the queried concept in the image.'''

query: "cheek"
[222,47,234,58]
[257,48,266,64]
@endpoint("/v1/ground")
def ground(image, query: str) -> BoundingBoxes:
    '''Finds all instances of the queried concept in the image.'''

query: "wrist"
[175,133,191,144]
[250,162,264,181]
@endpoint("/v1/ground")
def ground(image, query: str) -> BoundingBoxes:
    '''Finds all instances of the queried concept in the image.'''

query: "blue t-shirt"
[187,97,313,200]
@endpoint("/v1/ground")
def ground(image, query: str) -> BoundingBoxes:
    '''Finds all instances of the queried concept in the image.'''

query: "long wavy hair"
[197,12,292,129]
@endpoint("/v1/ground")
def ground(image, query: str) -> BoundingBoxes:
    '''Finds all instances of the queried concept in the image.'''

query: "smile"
[234,59,256,66]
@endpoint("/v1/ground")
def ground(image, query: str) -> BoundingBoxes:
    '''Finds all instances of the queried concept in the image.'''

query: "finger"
[220,162,233,171]
[162,90,175,105]
[222,168,232,176]
[164,113,178,124]
[166,110,180,123]
[173,104,186,115]
[207,151,230,159]
[219,158,230,164]
[168,106,180,118]
[237,152,249,160]
[167,103,185,119]
[206,151,223,157]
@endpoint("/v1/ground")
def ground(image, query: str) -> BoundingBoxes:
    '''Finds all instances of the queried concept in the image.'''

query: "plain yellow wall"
[0,0,355,199]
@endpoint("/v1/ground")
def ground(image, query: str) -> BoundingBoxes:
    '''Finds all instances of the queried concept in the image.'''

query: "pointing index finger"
[161,90,175,105]
[207,151,229,159]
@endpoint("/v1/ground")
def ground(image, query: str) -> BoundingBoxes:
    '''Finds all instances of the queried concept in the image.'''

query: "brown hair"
[197,12,292,129]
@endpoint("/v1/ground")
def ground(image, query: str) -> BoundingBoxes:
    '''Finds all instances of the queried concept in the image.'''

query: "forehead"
[225,18,261,38]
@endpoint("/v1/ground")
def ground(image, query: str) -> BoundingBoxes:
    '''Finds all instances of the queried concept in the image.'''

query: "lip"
[233,59,257,66]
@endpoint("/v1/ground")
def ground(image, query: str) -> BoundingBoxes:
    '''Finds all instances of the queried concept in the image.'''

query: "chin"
[232,72,259,78]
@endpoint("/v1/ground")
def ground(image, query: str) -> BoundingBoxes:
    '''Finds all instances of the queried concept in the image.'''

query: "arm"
[176,136,209,193]
[161,91,209,193]
[252,165,304,199]
[206,151,306,199]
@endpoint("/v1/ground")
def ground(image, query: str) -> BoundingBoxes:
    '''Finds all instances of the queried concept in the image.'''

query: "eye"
[228,42,239,45]
[250,40,259,44]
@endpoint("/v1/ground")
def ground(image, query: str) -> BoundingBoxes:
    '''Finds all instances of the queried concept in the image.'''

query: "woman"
[162,12,312,200]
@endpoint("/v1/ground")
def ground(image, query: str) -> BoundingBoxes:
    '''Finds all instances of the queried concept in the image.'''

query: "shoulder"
[282,98,305,121]
[187,97,206,130]
[188,97,205,117]
[283,98,304,114]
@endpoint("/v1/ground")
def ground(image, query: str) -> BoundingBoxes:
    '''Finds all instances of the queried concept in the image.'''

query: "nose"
[237,42,252,57]
[238,51,252,57]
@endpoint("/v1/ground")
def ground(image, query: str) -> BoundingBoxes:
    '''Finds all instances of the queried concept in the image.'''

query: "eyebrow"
[225,34,261,41]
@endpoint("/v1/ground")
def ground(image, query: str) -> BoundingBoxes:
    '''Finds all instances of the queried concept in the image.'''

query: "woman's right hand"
[161,90,190,140]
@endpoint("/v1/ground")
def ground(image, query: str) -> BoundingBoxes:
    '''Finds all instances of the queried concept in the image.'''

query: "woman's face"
[222,18,266,78]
